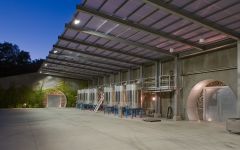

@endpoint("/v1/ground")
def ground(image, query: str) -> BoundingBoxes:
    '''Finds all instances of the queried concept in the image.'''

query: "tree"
[0,42,42,77]
[0,42,31,65]
[17,51,31,65]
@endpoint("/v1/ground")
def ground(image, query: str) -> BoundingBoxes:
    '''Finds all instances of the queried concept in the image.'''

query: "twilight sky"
[0,0,82,60]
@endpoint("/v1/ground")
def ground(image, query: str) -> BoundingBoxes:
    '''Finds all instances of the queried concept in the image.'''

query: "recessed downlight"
[199,38,205,44]
[74,19,80,25]
[169,48,174,53]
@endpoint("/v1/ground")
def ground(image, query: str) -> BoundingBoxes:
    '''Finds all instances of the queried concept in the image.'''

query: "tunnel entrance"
[187,80,237,122]
[47,95,62,108]
[44,90,67,108]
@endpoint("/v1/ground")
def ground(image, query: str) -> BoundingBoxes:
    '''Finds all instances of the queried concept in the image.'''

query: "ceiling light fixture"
[53,50,58,54]
[169,48,174,53]
[74,19,80,25]
[199,38,205,44]
[44,63,48,67]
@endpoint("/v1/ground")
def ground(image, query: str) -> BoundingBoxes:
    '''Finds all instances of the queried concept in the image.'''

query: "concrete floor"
[0,109,239,150]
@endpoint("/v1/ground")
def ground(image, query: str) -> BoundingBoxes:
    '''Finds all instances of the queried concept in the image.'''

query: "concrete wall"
[0,73,87,91]
[92,47,237,120]
[0,73,88,107]
[143,63,155,78]
[121,71,128,81]
[157,47,237,119]
[180,47,237,119]
[139,47,237,119]
[131,68,140,80]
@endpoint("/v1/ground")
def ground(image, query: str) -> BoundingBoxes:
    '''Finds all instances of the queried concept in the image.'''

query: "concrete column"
[127,69,131,84]
[173,56,181,120]
[238,40,240,117]
[118,72,121,84]
[139,65,143,87]
[109,75,113,86]
[154,61,161,118]
[155,61,160,88]
[159,61,162,115]
[97,77,100,87]
[103,76,107,86]
[113,74,116,85]
[139,65,144,108]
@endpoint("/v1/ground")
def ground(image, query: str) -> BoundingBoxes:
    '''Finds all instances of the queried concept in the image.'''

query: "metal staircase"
[94,92,104,112]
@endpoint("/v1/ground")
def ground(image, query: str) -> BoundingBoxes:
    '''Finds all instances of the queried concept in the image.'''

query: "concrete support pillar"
[113,74,116,85]
[155,61,160,88]
[118,72,121,84]
[154,61,161,118]
[173,56,181,120]
[103,76,107,86]
[127,69,131,84]
[139,65,144,108]
[237,41,240,117]
[109,75,113,86]
[139,65,143,87]
[97,77,100,87]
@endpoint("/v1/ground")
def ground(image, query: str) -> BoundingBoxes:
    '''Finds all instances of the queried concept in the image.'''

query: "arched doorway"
[43,90,67,108]
[187,80,237,122]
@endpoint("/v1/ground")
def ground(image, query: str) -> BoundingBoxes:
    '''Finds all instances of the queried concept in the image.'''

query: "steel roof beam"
[48,53,129,70]
[77,5,204,50]
[143,0,240,40]
[53,45,140,66]
[44,61,111,75]
[41,67,100,78]
[41,69,95,80]
[46,59,115,74]
[59,36,154,61]
[40,71,89,81]
[47,56,121,72]
[44,66,103,77]
[66,25,173,56]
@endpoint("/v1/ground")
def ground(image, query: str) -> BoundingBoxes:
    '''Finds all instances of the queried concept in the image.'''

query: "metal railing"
[97,75,175,91]
[143,77,156,89]
[141,75,175,91]
[159,75,175,90]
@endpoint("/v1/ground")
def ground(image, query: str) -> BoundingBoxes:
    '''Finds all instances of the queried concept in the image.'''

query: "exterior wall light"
[152,97,156,101]
[207,118,212,122]
[169,48,174,53]
[44,63,48,67]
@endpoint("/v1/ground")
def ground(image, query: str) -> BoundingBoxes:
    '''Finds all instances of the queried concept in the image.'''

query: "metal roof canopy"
[41,70,92,81]
[42,67,101,78]
[41,0,240,80]
[46,58,117,74]
[45,61,111,75]
[143,0,239,40]
[47,56,124,72]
